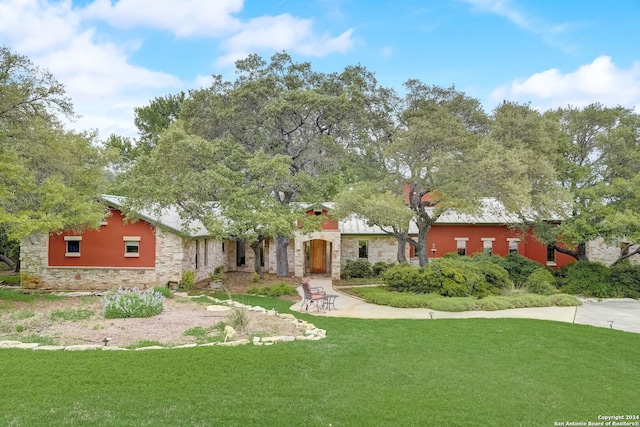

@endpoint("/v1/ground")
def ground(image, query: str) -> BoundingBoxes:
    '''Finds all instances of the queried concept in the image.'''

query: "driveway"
[294,278,640,334]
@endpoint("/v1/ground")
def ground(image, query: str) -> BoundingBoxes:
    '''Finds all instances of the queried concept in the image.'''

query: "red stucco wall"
[424,224,574,268]
[48,209,156,267]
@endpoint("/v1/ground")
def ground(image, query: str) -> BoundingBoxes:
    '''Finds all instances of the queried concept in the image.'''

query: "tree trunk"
[396,237,407,264]
[0,253,15,271]
[554,242,589,261]
[250,240,264,279]
[416,220,431,267]
[275,235,290,277]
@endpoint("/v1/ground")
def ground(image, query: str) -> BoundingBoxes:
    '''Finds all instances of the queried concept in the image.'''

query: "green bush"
[424,258,489,297]
[492,253,544,286]
[245,282,297,298]
[153,286,172,298]
[510,294,552,308]
[469,258,513,294]
[609,261,640,299]
[342,259,373,279]
[475,296,514,311]
[525,269,556,296]
[556,261,611,297]
[383,264,428,293]
[103,287,165,319]
[210,265,226,282]
[180,271,195,291]
[549,293,582,306]
[372,261,395,277]
[428,297,477,312]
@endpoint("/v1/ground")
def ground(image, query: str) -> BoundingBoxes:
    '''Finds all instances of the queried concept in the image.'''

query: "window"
[123,236,140,257]
[222,241,225,252]
[481,238,495,256]
[507,238,520,254]
[455,238,468,256]
[546,245,556,266]
[204,239,208,266]
[236,240,245,267]
[64,236,82,257]
[195,240,200,269]
[358,240,368,259]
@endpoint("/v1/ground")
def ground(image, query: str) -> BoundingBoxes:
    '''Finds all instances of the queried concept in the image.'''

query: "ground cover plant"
[102,287,165,319]
[0,298,638,426]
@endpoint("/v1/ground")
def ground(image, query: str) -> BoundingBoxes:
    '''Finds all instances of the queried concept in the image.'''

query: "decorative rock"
[278,313,296,320]
[218,339,250,346]
[199,342,219,347]
[134,346,166,351]
[249,306,267,313]
[15,343,40,349]
[0,340,24,348]
[206,305,231,312]
[65,344,102,351]
[102,347,129,351]
[224,325,236,341]
[261,336,295,343]
[266,310,277,316]
[172,343,198,349]
[33,345,65,351]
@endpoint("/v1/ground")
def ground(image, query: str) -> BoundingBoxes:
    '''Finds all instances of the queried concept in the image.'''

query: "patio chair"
[300,278,326,312]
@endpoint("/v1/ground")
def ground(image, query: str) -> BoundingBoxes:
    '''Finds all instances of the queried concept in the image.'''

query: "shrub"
[153,286,172,298]
[227,308,249,333]
[556,261,611,297]
[525,269,556,296]
[342,259,373,279]
[469,258,513,294]
[424,258,489,297]
[251,272,260,283]
[549,293,582,306]
[372,261,395,277]
[511,294,552,308]
[609,261,640,299]
[210,265,226,282]
[475,296,515,311]
[492,253,544,286]
[246,282,297,298]
[383,264,430,293]
[103,287,165,319]
[428,297,477,312]
[180,271,195,291]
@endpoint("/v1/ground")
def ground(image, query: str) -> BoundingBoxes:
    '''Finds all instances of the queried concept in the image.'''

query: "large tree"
[0,47,107,267]
[335,82,491,266]
[534,104,640,261]
[180,52,379,276]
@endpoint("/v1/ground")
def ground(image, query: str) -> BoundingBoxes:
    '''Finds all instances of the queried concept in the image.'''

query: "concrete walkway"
[292,277,640,334]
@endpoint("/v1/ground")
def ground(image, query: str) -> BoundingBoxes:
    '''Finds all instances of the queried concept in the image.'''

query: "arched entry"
[307,239,331,274]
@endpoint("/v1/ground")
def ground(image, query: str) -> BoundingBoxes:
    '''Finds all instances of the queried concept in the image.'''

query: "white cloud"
[218,14,354,66]
[491,56,640,111]
[80,0,243,37]
[380,46,394,58]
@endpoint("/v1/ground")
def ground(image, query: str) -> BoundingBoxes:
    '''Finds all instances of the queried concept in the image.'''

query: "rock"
[224,325,236,340]
[278,313,296,320]
[206,305,231,312]
[65,345,102,351]
[33,345,65,351]
[0,340,24,348]
[172,343,198,349]
[15,343,40,349]
[261,336,295,343]
[102,347,129,351]
[217,339,250,346]
[134,346,166,351]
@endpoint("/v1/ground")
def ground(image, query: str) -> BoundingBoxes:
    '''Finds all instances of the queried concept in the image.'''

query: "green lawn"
[1,297,639,426]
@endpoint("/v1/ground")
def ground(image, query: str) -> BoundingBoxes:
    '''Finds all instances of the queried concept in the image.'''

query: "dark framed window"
[64,236,81,257]
[236,240,245,267]
[546,245,556,264]
[358,240,368,259]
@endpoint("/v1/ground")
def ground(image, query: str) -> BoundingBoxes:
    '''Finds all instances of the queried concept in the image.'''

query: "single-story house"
[19,195,625,290]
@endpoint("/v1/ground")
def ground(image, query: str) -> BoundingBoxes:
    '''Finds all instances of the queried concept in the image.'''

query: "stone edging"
[0,293,327,351]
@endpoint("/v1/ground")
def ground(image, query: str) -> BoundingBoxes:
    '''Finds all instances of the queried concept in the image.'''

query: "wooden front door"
[309,240,327,273]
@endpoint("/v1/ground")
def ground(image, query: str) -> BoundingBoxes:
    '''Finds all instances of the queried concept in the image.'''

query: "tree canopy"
[0,47,107,266]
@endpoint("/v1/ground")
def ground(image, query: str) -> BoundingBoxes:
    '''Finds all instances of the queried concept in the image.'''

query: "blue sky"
[1,0,639,139]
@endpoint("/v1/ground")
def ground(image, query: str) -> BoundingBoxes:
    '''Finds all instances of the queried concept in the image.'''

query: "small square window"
[455,238,468,256]
[481,238,495,256]
[64,236,81,257]
[358,241,368,259]
[123,236,141,258]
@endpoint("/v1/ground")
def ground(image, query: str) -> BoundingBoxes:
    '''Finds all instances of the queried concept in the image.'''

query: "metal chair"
[300,279,326,312]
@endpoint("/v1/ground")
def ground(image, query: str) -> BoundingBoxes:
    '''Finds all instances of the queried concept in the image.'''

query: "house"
[19,196,622,290]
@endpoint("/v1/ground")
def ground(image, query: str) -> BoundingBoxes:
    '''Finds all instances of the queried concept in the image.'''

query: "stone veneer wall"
[341,235,419,267]
[294,231,341,280]
[20,229,189,290]
[587,238,640,266]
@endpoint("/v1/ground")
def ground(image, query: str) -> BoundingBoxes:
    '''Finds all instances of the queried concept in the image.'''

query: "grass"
[0,289,65,303]
[49,308,94,322]
[0,296,639,426]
